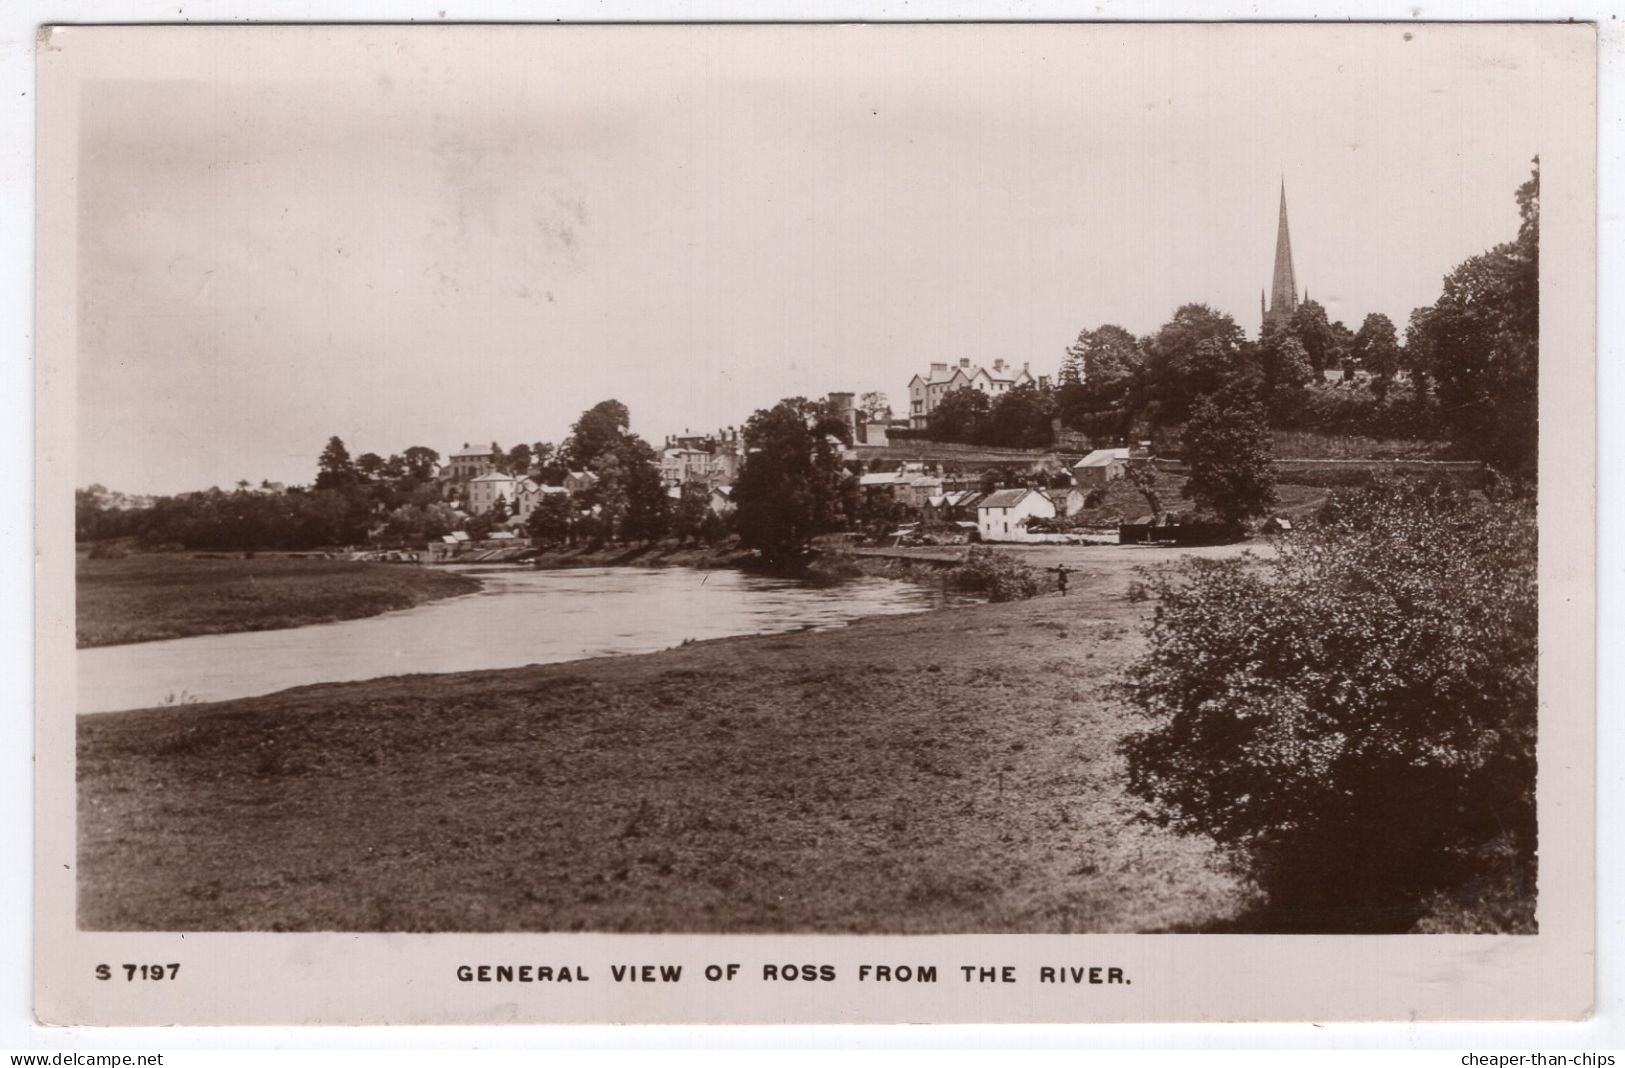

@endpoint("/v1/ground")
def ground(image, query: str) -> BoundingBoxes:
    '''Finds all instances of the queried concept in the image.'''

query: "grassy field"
[77,543,1259,933]
[76,553,482,648]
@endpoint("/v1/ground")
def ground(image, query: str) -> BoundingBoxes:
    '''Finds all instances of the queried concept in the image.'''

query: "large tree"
[355,452,385,480]
[315,436,357,491]
[732,397,853,562]
[1285,299,1339,376]
[1180,387,1277,525]
[1254,330,1314,422]
[563,400,633,470]
[925,387,992,444]
[985,382,1057,448]
[622,448,671,545]
[1057,324,1145,439]
[670,482,712,546]
[1141,304,1250,427]
[503,443,534,476]
[525,493,575,547]
[1354,312,1402,400]
[402,446,440,481]
[1409,162,1539,481]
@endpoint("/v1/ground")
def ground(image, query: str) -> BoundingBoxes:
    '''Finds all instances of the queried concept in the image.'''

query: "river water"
[78,566,952,715]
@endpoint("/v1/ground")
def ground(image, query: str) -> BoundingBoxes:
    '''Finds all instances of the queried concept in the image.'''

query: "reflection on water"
[78,566,954,714]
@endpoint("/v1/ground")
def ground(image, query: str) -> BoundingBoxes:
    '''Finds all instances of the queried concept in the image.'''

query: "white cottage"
[976,487,1056,543]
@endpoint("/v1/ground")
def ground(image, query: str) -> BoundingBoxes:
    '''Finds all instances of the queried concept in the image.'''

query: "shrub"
[950,546,1040,602]
[801,549,864,586]
[1118,480,1536,931]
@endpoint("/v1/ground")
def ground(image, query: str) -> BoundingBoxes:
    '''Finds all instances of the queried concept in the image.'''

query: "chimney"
[959,357,971,368]
[993,358,1005,373]
[1023,361,1030,372]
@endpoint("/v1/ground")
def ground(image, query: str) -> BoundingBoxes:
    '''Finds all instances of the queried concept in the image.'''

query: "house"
[658,427,745,486]
[563,470,599,494]
[447,443,498,480]
[924,490,984,522]
[467,471,519,516]
[906,357,1039,428]
[859,470,910,501]
[709,486,735,517]
[1044,485,1088,517]
[976,487,1056,543]
[904,475,945,509]
[512,479,569,522]
[1072,448,1133,488]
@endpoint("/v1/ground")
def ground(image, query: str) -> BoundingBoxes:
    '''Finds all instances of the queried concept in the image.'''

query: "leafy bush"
[801,549,865,586]
[950,546,1040,602]
[1119,480,1536,931]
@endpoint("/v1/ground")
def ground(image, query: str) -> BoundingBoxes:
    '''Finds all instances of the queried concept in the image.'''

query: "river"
[77,565,956,714]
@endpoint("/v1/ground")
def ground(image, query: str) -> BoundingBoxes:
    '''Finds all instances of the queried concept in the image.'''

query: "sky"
[69,24,1573,494]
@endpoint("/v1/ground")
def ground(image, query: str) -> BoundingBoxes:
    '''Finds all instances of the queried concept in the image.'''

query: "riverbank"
[522,543,752,571]
[77,550,1255,933]
[76,553,482,648]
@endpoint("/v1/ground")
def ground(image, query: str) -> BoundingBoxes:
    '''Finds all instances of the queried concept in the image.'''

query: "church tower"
[1260,181,1300,332]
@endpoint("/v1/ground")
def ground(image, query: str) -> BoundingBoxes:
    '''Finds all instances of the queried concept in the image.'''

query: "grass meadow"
[77,546,1256,933]
[76,553,481,648]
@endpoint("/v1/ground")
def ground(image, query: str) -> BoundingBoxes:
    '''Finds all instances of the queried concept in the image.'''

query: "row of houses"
[464,469,600,521]
[857,443,1152,542]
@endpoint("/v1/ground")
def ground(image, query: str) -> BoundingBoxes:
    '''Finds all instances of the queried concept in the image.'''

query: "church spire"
[1263,180,1300,331]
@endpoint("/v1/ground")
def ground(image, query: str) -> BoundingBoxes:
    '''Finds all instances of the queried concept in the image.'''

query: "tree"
[491,495,510,523]
[585,451,631,541]
[857,392,891,422]
[355,452,385,480]
[1329,319,1357,380]
[525,493,575,546]
[384,502,457,541]
[1057,324,1143,436]
[402,446,440,481]
[563,400,632,470]
[1255,331,1314,422]
[315,436,357,491]
[504,443,534,477]
[1121,481,1536,930]
[925,388,991,444]
[1141,305,1250,426]
[698,510,730,547]
[1285,300,1339,376]
[1180,389,1276,525]
[985,382,1057,448]
[1354,313,1402,400]
[1124,461,1163,520]
[732,397,853,562]
[1409,162,1539,481]
[382,454,408,480]
[671,482,711,545]
[531,442,567,484]
[1403,306,1436,401]
[622,455,671,545]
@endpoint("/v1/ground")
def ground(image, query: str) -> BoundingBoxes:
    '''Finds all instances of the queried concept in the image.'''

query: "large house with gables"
[907,358,1042,428]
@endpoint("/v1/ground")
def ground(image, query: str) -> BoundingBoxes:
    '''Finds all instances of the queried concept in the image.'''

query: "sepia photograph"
[34,21,1596,1025]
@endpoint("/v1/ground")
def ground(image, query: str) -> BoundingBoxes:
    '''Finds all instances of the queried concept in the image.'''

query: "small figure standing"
[1055,563,1070,597]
